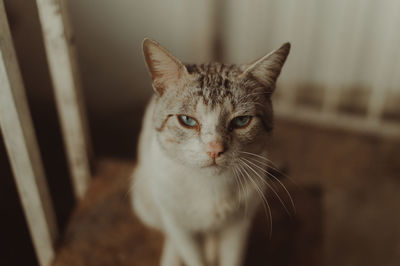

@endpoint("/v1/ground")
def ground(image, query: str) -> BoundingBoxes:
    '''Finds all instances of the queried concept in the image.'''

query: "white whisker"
[241,157,295,215]
[235,163,249,217]
[238,159,272,237]
[265,170,296,214]
[241,157,292,215]
[240,154,296,213]
[231,166,242,204]
[238,151,273,163]
[238,151,296,185]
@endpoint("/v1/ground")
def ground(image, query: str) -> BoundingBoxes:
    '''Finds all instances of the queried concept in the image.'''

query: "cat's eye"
[230,116,252,130]
[177,115,198,128]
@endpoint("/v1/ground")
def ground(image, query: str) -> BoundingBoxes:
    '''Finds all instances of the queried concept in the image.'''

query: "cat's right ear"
[142,38,190,96]
[239,42,290,93]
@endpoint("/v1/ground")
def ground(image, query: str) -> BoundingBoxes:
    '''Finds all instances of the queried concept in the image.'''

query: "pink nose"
[206,140,224,159]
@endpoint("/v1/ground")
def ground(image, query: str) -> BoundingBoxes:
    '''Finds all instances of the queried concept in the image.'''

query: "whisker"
[265,169,296,215]
[232,165,246,208]
[235,163,249,217]
[241,157,295,215]
[238,159,272,238]
[239,151,280,169]
[231,166,241,202]
[241,155,294,201]
[238,151,297,185]
[241,157,292,215]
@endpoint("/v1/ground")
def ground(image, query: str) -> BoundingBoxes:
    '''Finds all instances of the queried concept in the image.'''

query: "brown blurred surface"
[51,158,321,266]
[51,120,400,266]
[271,119,400,266]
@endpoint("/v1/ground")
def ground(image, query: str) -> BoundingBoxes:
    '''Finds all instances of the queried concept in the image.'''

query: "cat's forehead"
[184,62,248,108]
[194,98,232,117]
[185,62,242,78]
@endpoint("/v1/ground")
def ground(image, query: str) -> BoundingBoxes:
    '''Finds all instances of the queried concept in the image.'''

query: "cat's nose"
[206,140,224,159]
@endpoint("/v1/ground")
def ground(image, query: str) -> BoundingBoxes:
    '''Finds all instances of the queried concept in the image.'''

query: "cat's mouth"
[202,159,227,169]
[203,162,219,168]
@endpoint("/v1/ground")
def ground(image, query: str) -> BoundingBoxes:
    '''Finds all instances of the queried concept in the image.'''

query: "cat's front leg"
[204,233,218,266]
[161,213,206,266]
[219,217,252,266]
[160,237,182,266]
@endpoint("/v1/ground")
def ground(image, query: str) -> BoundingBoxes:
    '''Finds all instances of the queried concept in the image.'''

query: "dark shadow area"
[88,106,145,158]
[0,136,39,266]
[246,186,323,266]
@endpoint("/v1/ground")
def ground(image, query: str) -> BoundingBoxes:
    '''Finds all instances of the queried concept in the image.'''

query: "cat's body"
[131,39,290,266]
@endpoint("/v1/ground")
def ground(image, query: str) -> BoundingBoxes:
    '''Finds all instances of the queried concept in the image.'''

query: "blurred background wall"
[226,0,400,118]
[65,0,400,141]
[66,0,400,156]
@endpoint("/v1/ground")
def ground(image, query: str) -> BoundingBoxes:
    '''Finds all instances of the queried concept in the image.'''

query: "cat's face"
[143,38,290,171]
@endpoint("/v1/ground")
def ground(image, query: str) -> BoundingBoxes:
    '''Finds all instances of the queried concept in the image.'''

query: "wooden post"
[0,1,58,265]
[366,0,400,125]
[35,0,92,199]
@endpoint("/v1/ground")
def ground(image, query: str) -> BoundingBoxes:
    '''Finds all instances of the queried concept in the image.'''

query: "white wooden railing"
[0,0,91,265]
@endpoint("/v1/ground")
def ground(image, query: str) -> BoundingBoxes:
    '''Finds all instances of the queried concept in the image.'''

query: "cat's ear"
[240,42,290,92]
[142,38,190,95]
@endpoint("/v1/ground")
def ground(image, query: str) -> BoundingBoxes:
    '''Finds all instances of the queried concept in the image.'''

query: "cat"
[131,38,290,266]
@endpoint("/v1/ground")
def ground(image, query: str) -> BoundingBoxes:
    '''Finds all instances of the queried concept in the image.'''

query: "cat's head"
[142,38,290,171]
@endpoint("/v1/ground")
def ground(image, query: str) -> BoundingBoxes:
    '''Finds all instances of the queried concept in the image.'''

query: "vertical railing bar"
[35,0,92,199]
[277,0,299,109]
[367,0,400,124]
[0,1,58,265]
[270,0,298,112]
[59,0,93,163]
[320,0,351,117]
[323,0,377,122]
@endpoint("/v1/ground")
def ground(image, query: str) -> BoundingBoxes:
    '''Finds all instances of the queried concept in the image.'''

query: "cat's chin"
[202,163,221,169]
[176,156,229,173]
[199,162,230,175]
[201,166,223,175]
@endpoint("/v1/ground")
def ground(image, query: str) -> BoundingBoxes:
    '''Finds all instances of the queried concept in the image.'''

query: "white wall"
[67,0,215,115]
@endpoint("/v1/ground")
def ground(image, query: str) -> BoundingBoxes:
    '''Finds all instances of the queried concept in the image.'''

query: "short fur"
[131,38,290,266]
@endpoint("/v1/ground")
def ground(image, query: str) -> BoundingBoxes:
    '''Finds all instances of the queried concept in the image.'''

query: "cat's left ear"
[142,38,190,96]
[240,42,291,92]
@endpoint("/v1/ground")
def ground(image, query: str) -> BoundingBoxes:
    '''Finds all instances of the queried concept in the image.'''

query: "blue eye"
[230,116,252,129]
[178,115,198,128]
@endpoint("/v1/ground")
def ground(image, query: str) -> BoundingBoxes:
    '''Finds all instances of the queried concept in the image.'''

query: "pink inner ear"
[143,39,189,95]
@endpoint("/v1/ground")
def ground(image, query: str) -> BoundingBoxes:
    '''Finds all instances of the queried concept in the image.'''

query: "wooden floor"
[52,120,400,266]
[52,158,321,266]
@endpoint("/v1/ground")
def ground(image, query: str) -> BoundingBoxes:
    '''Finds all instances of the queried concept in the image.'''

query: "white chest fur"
[143,137,252,232]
